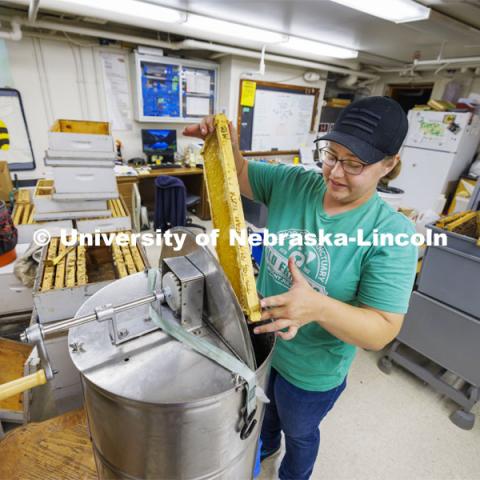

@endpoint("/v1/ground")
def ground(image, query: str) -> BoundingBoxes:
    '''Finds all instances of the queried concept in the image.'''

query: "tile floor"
[165,217,480,480]
[17,218,480,479]
[258,348,480,480]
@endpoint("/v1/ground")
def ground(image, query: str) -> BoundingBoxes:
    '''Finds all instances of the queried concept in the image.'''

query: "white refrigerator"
[390,110,480,213]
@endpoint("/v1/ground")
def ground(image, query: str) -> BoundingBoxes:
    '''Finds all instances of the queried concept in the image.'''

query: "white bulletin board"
[238,80,320,155]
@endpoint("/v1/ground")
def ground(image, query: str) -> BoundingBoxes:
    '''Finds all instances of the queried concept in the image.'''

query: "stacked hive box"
[33,120,131,231]
[11,188,73,243]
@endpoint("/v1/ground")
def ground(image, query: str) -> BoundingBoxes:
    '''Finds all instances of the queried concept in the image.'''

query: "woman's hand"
[253,257,324,340]
[182,115,215,140]
[182,117,239,151]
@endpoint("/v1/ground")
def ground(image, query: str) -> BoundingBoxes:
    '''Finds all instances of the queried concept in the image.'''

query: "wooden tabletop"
[136,166,204,178]
[0,408,96,480]
[0,338,33,413]
[116,167,204,181]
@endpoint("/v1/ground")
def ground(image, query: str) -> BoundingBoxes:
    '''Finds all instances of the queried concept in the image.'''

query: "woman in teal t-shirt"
[184,96,417,480]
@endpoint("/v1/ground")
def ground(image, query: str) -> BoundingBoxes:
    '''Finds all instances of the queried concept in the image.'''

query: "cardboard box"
[0,161,13,202]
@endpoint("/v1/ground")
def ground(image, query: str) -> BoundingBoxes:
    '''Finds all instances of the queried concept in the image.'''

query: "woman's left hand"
[253,257,323,340]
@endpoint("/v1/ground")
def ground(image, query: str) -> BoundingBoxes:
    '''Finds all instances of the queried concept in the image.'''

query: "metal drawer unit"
[397,292,480,387]
[417,224,480,317]
[381,251,480,431]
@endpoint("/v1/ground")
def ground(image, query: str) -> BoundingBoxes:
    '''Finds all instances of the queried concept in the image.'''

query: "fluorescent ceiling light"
[330,0,430,23]
[185,14,288,44]
[283,36,358,59]
[53,0,185,23]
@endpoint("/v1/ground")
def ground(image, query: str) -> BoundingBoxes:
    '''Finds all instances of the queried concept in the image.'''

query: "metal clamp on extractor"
[148,267,268,439]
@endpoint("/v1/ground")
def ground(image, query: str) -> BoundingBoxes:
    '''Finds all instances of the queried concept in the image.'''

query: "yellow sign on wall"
[240,80,256,107]
[0,120,9,151]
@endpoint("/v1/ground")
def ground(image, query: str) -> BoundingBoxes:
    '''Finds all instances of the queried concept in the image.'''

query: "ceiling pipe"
[434,62,450,75]
[28,0,40,23]
[1,16,379,80]
[0,17,22,41]
[414,56,480,66]
[177,39,379,79]
[336,73,359,89]
[370,57,480,73]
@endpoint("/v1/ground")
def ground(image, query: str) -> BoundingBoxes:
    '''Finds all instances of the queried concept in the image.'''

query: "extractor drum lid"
[68,232,256,404]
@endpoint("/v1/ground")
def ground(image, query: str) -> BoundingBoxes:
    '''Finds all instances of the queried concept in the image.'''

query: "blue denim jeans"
[260,368,346,480]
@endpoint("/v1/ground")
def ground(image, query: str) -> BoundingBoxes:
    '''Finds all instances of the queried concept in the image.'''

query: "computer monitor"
[142,129,177,163]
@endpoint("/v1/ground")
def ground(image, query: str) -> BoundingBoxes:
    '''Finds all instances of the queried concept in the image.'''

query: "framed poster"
[0,88,36,171]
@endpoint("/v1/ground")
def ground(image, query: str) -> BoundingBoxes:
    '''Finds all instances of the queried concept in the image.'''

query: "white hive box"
[46,119,118,198]
[51,166,117,196]
[75,197,132,233]
[12,190,74,244]
[33,179,108,214]
[48,119,114,153]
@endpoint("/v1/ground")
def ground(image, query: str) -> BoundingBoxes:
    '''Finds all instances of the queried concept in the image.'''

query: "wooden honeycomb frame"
[202,114,261,323]
[39,231,145,292]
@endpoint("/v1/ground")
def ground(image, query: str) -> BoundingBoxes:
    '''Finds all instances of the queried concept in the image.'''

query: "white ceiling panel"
[2,0,480,67]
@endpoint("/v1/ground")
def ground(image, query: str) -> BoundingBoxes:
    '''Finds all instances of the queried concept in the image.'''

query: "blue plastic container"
[253,438,262,478]
[251,231,264,266]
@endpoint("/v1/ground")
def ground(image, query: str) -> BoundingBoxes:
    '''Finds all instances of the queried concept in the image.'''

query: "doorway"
[386,84,434,113]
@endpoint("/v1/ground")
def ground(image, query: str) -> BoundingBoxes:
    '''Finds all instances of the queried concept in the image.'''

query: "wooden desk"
[0,408,96,480]
[0,338,34,437]
[117,167,210,221]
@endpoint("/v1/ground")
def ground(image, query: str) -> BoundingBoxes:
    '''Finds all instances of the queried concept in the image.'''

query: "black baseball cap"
[316,96,408,164]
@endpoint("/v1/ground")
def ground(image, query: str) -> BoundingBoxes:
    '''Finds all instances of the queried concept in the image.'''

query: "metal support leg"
[379,340,477,430]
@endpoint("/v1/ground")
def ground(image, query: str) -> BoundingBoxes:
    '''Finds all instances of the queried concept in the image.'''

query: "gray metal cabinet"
[398,292,480,387]
[380,224,480,430]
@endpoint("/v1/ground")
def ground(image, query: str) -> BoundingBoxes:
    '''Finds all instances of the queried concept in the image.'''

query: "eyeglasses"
[316,147,366,176]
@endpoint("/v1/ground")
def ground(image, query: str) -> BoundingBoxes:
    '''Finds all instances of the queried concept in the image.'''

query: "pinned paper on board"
[185,71,211,95]
[240,81,256,107]
[186,96,210,116]
[100,52,133,131]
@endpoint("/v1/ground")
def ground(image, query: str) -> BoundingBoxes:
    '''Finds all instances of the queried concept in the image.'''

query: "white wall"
[4,36,213,180]
[469,76,480,98]
[3,36,327,180]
